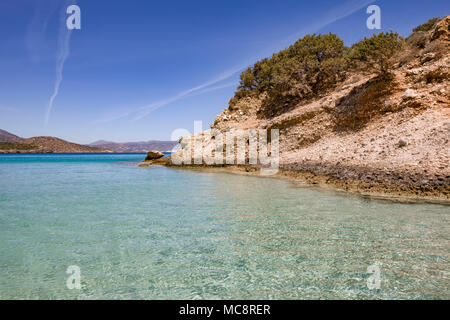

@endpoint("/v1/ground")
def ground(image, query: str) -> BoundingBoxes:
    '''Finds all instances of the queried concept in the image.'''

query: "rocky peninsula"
[142,16,450,203]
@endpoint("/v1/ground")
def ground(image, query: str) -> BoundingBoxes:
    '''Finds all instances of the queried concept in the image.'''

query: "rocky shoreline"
[277,163,449,203]
[139,156,449,204]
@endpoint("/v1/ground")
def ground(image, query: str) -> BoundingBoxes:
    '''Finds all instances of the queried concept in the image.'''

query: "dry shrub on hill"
[327,75,400,131]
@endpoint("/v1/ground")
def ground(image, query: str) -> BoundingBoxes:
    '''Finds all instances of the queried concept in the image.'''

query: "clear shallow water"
[0,154,448,300]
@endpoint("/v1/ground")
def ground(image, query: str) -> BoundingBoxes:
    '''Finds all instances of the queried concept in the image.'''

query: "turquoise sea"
[0,153,448,299]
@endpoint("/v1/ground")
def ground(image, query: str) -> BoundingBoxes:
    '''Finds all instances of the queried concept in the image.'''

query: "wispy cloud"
[192,82,237,96]
[92,66,245,125]
[131,66,245,121]
[45,0,75,126]
[96,0,377,123]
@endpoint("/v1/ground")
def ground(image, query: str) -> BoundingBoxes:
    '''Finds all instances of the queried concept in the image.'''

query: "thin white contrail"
[91,67,245,124]
[132,65,246,121]
[45,1,74,126]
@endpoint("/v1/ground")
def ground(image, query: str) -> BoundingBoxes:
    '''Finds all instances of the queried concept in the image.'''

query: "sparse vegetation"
[327,74,399,131]
[226,17,445,128]
[231,33,347,118]
[407,31,429,49]
[229,31,404,119]
[346,31,403,77]
[407,17,442,49]
[413,17,440,33]
[0,142,36,150]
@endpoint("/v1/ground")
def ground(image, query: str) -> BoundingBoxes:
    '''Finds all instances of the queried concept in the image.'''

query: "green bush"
[230,33,347,117]
[228,22,429,119]
[346,31,403,76]
[412,17,440,33]
[263,34,347,117]
[237,58,273,94]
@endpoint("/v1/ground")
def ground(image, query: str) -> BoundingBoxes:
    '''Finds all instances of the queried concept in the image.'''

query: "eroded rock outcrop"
[145,150,165,161]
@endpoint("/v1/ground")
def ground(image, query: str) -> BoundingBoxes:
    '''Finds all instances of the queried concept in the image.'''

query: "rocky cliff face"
[169,17,450,200]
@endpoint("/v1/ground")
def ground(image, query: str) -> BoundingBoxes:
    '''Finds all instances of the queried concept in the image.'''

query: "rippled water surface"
[0,154,448,299]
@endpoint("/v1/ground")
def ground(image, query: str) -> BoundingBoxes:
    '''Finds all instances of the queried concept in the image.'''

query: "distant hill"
[0,129,23,143]
[0,129,111,153]
[0,128,177,153]
[23,137,112,153]
[89,140,179,153]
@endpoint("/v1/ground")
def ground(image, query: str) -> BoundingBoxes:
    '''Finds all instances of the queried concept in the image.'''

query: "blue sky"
[0,0,448,143]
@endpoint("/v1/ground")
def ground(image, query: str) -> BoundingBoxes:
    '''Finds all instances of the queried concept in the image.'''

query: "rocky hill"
[89,140,178,153]
[0,129,111,153]
[167,16,450,201]
[23,136,112,153]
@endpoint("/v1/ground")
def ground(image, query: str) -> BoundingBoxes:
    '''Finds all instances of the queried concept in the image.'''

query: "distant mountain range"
[0,129,111,153]
[0,128,178,153]
[0,129,23,143]
[89,140,178,153]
